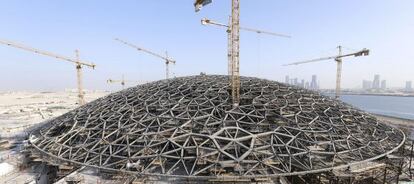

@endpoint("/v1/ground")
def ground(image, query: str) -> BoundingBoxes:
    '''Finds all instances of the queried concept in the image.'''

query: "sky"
[0,0,413,91]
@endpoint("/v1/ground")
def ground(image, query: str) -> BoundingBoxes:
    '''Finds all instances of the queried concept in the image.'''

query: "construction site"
[1,1,414,184]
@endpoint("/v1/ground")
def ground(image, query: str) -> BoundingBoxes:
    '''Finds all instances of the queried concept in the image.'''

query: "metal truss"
[30,75,405,179]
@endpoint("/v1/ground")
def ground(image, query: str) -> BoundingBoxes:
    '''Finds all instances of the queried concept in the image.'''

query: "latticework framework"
[30,75,405,179]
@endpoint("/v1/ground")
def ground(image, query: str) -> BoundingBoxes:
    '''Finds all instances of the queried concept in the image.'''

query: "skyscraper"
[373,74,380,89]
[381,80,386,89]
[362,80,372,90]
[310,75,318,90]
[285,75,290,84]
[406,81,412,91]
[305,82,310,89]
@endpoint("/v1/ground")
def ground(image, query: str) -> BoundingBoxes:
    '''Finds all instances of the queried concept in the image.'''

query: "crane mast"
[196,1,290,107]
[195,0,241,106]
[335,46,342,99]
[227,16,232,76]
[114,38,176,79]
[230,0,240,106]
[284,46,369,99]
[75,50,85,105]
[165,51,171,79]
[0,39,95,105]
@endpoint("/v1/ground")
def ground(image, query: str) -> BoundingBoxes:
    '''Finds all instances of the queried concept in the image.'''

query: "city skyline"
[0,1,413,91]
[360,74,412,90]
[284,74,319,90]
[286,74,410,90]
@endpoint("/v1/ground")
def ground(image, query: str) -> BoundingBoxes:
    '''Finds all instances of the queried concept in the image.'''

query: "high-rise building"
[285,75,290,84]
[373,74,380,89]
[406,81,413,91]
[310,75,318,90]
[380,80,386,89]
[300,79,305,88]
[293,78,298,86]
[305,82,310,89]
[362,80,372,90]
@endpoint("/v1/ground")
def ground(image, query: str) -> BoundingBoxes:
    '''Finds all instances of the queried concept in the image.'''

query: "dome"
[30,75,405,179]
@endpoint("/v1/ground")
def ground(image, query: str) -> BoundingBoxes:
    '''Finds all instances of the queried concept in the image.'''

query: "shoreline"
[373,113,414,122]
[343,93,414,97]
[373,113,414,135]
[323,92,414,98]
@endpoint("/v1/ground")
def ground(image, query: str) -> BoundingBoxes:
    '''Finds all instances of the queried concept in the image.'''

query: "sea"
[337,95,414,120]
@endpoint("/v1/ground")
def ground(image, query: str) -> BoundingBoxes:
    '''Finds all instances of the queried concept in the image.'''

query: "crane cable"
[257,34,261,77]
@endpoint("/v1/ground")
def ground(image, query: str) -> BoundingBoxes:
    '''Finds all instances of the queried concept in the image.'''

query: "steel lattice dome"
[30,75,405,179]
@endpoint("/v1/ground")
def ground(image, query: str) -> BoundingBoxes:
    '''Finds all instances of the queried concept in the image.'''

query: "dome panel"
[30,75,405,179]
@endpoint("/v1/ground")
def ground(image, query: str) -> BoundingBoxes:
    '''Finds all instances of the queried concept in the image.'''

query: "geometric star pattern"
[30,75,405,179]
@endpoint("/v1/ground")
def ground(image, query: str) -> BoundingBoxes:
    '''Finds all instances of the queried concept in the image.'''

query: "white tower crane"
[0,39,95,105]
[114,38,176,79]
[283,46,369,99]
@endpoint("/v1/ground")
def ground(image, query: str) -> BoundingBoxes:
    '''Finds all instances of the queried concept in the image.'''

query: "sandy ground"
[374,114,414,128]
[0,90,110,183]
[0,90,109,135]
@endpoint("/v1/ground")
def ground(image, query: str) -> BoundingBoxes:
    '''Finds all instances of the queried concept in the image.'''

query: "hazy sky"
[0,1,413,91]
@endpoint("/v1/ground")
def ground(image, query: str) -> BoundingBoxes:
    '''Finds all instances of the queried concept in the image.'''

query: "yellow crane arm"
[0,39,95,68]
[283,48,369,66]
[114,38,175,64]
[201,18,291,38]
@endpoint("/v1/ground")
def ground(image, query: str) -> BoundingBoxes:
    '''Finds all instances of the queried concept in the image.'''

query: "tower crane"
[0,39,95,105]
[114,38,176,79]
[107,75,140,90]
[201,18,290,76]
[195,0,241,107]
[283,46,369,99]
[195,0,290,107]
